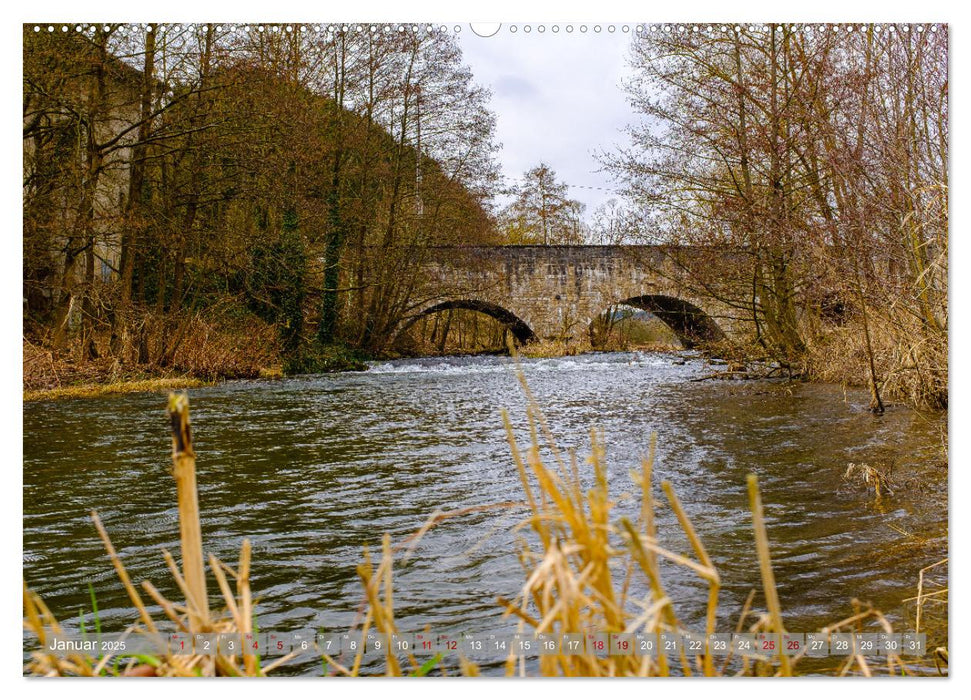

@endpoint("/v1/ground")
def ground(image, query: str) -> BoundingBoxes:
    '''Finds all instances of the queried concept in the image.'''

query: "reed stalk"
[747,474,791,676]
[167,392,210,631]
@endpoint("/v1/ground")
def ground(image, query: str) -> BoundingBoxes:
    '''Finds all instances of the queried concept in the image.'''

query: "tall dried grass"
[23,303,281,394]
[807,315,947,411]
[159,308,281,380]
[519,338,592,358]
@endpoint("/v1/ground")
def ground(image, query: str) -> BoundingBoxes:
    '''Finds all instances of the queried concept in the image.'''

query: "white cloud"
[457,25,636,219]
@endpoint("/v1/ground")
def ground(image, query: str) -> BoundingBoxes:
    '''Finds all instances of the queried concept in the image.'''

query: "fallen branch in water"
[690,370,762,382]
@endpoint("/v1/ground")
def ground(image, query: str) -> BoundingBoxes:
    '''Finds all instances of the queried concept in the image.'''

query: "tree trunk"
[113,27,156,356]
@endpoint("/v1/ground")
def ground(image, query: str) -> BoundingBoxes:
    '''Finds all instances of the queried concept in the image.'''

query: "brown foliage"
[605,24,947,409]
[23,304,281,391]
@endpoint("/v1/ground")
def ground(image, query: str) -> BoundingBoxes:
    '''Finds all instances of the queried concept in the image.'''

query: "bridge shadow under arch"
[596,295,725,348]
[398,300,538,345]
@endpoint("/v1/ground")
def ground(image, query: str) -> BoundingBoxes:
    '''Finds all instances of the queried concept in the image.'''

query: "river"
[22,351,948,675]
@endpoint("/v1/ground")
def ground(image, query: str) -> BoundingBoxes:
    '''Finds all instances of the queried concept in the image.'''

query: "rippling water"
[23,352,948,675]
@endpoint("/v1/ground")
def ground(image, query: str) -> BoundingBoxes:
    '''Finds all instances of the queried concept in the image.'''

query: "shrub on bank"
[283,343,369,375]
[519,338,592,358]
[22,304,283,392]
[806,318,947,411]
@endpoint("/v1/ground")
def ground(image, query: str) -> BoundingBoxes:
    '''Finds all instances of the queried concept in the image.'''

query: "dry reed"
[23,393,297,677]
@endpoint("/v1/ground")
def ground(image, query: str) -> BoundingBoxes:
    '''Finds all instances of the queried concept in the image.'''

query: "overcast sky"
[456,24,637,221]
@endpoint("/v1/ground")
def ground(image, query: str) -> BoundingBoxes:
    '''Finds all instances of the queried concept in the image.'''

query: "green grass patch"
[24,377,209,402]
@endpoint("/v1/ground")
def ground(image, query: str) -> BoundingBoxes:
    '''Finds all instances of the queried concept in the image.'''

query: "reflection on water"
[23,352,947,675]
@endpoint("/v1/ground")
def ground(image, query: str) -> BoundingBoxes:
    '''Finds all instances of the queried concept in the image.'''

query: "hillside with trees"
[23,24,501,387]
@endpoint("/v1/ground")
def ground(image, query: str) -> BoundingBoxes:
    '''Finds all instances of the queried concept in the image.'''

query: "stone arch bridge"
[398,245,750,347]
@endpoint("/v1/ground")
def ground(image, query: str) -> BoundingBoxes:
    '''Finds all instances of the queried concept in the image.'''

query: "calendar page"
[20,0,950,686]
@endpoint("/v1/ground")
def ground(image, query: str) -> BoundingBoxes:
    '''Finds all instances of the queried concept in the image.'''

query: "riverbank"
[10,340,845,404]
[21,336,663,402]
[23,336,370,402]
[24,377,210,402]
[24,340,240,402]
[21,331,948,416]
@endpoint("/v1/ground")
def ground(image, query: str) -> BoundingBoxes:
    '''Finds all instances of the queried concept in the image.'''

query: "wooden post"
[167,392,210,630]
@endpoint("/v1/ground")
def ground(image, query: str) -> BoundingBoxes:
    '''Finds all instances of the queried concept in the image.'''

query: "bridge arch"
[397,300,538,345]
[593,294,725,348]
